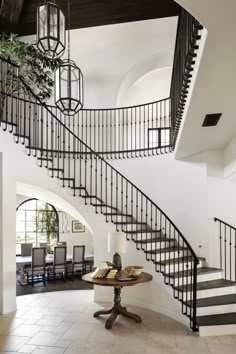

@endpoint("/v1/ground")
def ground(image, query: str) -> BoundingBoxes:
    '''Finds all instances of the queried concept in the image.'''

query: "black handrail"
[170,8,203,150]
[214,218,236,282]
[2,89,171,157]
[0,52,199,331]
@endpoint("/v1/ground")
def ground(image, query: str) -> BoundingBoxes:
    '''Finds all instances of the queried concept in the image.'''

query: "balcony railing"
[170,8,203,149]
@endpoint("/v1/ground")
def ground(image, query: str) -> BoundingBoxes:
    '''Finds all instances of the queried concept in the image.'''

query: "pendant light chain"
[67,0,71,61]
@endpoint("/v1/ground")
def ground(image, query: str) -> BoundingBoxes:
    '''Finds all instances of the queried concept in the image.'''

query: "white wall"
[174,0,236,158]
[110,149,236,270]
[0,152,17,314]
[0,129,195,327]
[2,124,236,325]
[111,153,209,258]
[21,17,177,109]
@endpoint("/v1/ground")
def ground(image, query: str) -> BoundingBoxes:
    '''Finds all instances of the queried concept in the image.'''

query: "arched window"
[16,198,59,254]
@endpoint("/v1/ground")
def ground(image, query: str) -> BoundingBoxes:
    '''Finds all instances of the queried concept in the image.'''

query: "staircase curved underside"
[1,55,236,335]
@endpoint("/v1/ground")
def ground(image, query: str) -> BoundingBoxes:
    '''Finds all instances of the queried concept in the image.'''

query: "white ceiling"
[21,16,177,108]
[174,0,236,159]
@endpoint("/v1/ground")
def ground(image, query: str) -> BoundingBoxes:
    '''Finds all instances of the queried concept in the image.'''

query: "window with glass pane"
[16,199,59,255]
[148,128,170,148]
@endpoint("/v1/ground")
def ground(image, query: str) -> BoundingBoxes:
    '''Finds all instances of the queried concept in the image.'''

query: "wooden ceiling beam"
[14,0,180,37]
[0,0,24,31]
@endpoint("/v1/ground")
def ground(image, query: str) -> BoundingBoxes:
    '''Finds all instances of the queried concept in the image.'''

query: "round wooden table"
[82,272,152,329]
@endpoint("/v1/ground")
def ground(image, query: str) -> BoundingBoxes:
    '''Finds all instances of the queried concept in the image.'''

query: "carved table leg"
[119,306,142,323]
[93,287,142,329]
[94,308,112,317]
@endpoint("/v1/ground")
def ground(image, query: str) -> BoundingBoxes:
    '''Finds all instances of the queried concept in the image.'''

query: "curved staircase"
[1,57,236,336]
[1,7,236,336]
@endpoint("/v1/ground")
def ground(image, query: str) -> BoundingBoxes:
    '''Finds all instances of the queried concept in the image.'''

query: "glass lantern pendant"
[55,59,84,115]
[36,1,65,58]
[54,0,84,115]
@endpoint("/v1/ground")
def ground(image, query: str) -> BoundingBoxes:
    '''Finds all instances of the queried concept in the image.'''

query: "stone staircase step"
[145,246,187,254]
[197,312,236,336]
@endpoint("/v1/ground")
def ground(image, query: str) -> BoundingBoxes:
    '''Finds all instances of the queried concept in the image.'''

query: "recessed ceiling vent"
[202,113,222,127]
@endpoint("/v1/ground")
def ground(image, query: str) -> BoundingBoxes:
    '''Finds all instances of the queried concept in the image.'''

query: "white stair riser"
[199,324,236,336]
[133,232,163,241]
[84,197,102,203]
[160,261,204,274]
[197,303,236,316]
[122,224,149,231]
[149,250,185,261]
[180,285,236,299]
[113,216,133,223]
[167,271,223,286]
[142,240,176,251]
[96,206,116,212]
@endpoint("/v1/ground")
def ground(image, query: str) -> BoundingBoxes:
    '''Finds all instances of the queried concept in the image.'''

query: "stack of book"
[91,267,111,279]
[106,269,118,279]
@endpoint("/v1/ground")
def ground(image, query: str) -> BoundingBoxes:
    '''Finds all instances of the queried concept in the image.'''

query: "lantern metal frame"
[36,1,65,58]
[54,0,84,115]
[55,58,84,116]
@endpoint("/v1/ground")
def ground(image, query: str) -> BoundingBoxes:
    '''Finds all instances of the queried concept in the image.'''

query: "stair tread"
[126,229,161,234]
[48,168,63,171]
[114,221,147,225]
[82,195,99,199]
[134,237,174,244]
[155,256,204,266]
[37,158,53,162]
[14,133,28,138]
[174,279,236,292]
[197,312,236,326]
[195,294,236,308]
[103,213,133,217]
[145,246,187,254]
[92,204,117,210]
[165,267,221,278]
[59,178,74,181]
[0,119,17,126]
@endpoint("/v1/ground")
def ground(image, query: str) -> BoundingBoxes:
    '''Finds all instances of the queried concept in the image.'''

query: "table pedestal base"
[93,287,142,329]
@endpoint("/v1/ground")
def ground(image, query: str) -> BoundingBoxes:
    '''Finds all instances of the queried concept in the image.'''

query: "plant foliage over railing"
[0,56,199,331]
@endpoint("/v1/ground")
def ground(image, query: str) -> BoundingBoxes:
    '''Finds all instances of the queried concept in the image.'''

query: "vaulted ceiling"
[0,0,180,35]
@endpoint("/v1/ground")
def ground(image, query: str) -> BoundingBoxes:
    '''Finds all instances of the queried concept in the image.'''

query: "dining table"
[16,253,94,285]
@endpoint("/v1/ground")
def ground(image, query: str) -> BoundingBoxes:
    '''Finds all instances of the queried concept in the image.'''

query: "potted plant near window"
[37,204,59,251]
[0,32,61,117]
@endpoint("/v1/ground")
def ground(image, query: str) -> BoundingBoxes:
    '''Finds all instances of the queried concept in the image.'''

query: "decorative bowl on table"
[124,266,144,277]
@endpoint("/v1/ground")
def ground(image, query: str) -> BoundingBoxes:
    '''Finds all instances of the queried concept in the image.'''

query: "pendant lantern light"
[54,0,84,115]
[36,1,65,58]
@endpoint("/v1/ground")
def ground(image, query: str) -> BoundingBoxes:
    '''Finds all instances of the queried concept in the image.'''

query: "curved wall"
[0,130,192,328]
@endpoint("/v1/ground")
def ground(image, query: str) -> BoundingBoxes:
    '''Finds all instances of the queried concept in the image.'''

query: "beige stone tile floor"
[0,290,236,353]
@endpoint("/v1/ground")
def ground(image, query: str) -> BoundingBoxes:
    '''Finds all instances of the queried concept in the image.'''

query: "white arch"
[16,182,94,237]
[116,52,174,107]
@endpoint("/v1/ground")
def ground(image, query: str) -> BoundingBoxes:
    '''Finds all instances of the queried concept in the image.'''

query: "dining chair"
[26,247,46,286]
[47,246,67,281]
[39,242,50,253]
[67,245,85,280]
[21,243,33,257]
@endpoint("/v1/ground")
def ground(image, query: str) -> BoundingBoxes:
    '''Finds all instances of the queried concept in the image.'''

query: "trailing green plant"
[0,32,61,104]
[36,204,58,244]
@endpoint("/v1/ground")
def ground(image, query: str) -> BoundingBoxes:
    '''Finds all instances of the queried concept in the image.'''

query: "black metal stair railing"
[0,56,199,331]
[22,96,171,159]
[170,8,203,149]
[64,98,171,159]
[214,218,236,282]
